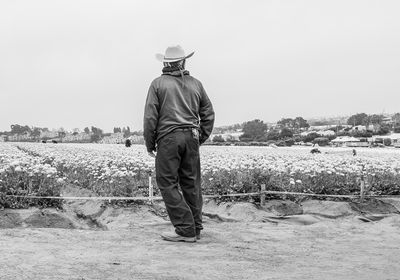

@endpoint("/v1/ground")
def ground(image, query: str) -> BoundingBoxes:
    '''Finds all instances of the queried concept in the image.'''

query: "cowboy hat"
[155,45,194,62]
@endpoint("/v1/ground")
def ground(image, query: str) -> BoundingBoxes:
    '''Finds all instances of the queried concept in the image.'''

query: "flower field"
[1,142,400,208]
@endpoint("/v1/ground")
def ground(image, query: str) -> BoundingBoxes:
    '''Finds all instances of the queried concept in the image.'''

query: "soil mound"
[2,184,400,230]
[262,200,303,216]
[301,200,354,218]
[0,212,22,228]
[24,209,76,229]
[0,209,77,229]
[350,198,400,215]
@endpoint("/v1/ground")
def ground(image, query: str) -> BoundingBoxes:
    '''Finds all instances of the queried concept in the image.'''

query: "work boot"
[196,229,201,240]
[161,232,196,243]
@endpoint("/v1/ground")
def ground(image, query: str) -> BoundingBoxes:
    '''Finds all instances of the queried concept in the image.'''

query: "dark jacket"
[143,71,215,153]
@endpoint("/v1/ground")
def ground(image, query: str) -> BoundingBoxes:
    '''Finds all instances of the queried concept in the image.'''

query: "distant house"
[331,136,369,147]
[300,130,334,137]
[0,135,6,142]
[372,133,400,145]
[63,132,91,142]
[40,130,59,139]
[351,125,367,132]
[317,130,335,137]
[7,132,32,142]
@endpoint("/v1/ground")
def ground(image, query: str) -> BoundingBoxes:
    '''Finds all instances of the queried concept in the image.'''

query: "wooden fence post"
[149,175,153,204]
[260,184,266,207]
[360,174,365,203]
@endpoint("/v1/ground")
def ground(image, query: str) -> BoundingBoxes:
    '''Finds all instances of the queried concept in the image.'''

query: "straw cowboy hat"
[155,45,194,62]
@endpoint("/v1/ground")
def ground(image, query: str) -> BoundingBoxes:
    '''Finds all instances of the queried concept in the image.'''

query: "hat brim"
[155,51,194,62]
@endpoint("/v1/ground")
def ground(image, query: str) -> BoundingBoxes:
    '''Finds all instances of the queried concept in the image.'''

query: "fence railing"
[4,176,398,206]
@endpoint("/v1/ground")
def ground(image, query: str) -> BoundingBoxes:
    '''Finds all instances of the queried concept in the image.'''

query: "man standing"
[143,45,215,242]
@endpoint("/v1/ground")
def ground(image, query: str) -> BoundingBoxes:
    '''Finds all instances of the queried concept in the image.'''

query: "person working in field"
[143,45,215,242]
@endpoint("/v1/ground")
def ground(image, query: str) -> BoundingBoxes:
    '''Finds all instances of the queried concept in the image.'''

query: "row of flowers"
[1,143,400,208]
[0,144,63,208]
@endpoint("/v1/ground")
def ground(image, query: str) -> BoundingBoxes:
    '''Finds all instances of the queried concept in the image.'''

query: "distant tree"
[383,138,392,146]
[369,114,384,125]
[280,127,293,138]
[313,137,330,146]
[392,113,400,126]
[58,128,66,139]
[31,127,41,140]
[239,119,268,142]
[310,121,329,126]
[352,130,373,138]
[212,135,225,142]
[225,135,238,142]
[284,138,295,146]
[377,125,390,135]
[294,117,309,131]
[303,132,319,143]
[394,126,400,133]
[10,124,31,135]
[90,134,101,143]
[347,113,369,126]
[266,130,280,141]
[368,114,384,133]
[91,126,103,135]
[123,126,131,138]
[277,118,294,129]
[113,127,122,133]
[337,131,350,137]
[84,127,90,134]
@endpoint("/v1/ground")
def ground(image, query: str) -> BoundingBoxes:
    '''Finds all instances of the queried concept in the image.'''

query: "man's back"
[144,70,214,152]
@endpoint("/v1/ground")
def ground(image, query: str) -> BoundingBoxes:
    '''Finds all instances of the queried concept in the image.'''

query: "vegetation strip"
[5,192,400,201]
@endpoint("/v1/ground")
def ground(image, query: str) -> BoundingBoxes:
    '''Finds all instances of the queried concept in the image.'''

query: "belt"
[173,127,193,132]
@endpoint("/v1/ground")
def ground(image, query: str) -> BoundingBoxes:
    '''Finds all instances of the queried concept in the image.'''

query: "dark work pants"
[155,130,202,237]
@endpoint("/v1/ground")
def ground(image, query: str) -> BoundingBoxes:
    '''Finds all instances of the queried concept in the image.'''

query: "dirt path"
[1,213,400,280]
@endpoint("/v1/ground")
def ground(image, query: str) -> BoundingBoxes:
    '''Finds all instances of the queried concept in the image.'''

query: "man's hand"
[148,151,156,158]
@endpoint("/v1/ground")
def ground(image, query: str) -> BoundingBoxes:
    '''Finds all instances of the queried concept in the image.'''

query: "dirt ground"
[1,192,400,280]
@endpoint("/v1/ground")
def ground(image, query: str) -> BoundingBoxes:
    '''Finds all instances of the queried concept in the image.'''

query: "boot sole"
[161,236,196,243]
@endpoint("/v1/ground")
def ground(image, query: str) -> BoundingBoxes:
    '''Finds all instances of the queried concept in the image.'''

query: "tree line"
[0,124,141,143]
[212,112,400,146]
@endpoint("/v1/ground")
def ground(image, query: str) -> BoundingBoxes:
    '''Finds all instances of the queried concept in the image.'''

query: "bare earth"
[1,196,400,280]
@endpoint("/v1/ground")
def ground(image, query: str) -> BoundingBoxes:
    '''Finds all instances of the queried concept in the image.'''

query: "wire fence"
[4,177,400,205]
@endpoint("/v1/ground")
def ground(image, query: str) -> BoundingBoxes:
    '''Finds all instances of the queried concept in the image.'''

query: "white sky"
[1,0,399,132]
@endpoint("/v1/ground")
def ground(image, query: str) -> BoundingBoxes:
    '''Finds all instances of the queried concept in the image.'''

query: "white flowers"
[2,143,400,194]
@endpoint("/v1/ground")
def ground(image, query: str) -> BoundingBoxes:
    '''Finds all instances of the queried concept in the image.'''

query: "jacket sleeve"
[198,82,215,144]
[143,82,159,152]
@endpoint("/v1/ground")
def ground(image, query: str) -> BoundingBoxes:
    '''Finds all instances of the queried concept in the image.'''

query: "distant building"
[7,132,32,142]
[300,130,334,137]
[40,130,58,139]
[210,132,242,142]
[0,135,6,142]
[63,132,91,142]
[382,116,393,125]
[351,125,367,132]
[128,135,145,144]
[372,133,400,145]
[331,136,369,147]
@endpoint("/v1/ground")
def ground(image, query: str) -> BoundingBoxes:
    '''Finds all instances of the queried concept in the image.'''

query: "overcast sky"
[1,0,399,132]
